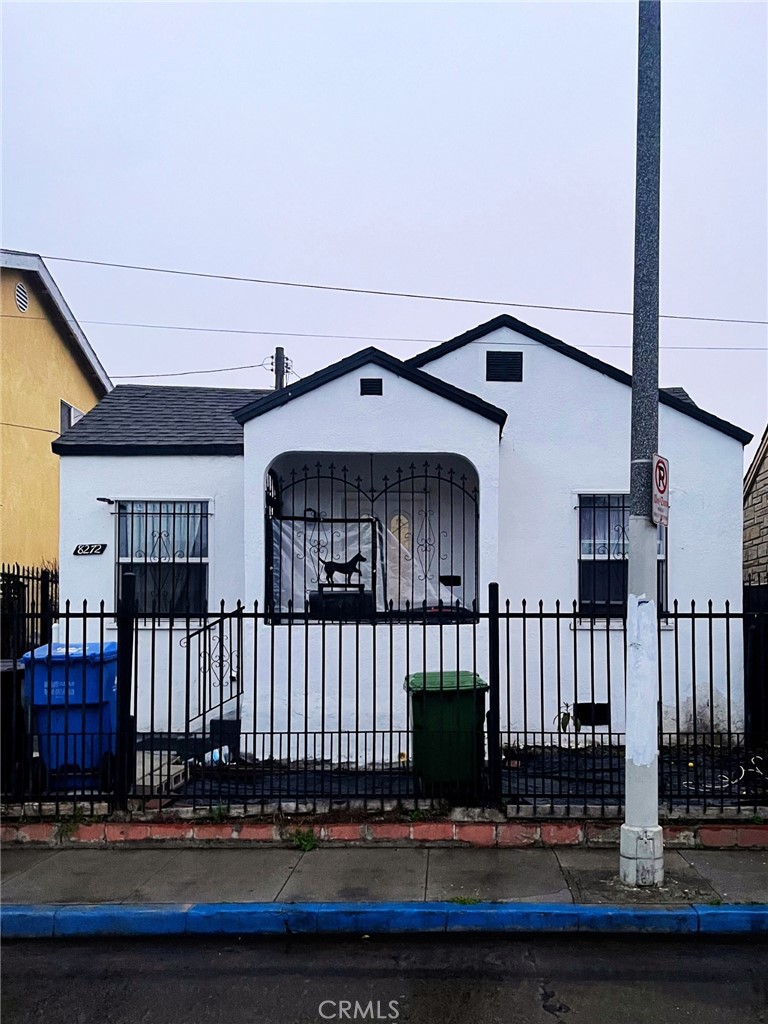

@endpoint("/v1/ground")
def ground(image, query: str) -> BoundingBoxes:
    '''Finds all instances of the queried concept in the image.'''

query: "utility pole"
[274,346,286,390]
[621,0,664,887]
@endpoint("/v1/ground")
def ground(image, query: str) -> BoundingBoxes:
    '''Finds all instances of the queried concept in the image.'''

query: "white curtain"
[383,528,457,610]
[118,501,206,561]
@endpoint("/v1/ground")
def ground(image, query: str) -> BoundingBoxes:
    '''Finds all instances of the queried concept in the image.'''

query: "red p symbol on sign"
[652,454,669,526]
[655,460,667,496]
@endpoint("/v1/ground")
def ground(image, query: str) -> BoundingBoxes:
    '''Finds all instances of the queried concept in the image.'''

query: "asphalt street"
[2,936,766,1024]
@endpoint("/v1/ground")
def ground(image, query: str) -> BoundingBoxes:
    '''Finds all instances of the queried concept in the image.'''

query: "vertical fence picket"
[115,573,136,811]
[487,583,502,803]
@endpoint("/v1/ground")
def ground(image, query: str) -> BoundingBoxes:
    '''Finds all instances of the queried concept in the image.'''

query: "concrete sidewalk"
[2,845,766,905]
[2,846,766,937]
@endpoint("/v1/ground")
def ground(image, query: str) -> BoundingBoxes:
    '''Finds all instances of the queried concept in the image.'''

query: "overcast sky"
[3,1,766,463]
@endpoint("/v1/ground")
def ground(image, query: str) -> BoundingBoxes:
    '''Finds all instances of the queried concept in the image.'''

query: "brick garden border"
[1,820,766,850]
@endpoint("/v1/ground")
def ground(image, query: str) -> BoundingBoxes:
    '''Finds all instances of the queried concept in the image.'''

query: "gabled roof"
[53,350,505,457]
[233,347,508,429]
[406,314,752,445]
[52,385,269,456]
[744,424,768,499]
[1,249,112,396]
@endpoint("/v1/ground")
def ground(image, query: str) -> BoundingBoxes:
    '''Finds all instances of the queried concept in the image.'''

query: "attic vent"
[14,282,29,313]
[360,377,383,396]
[486,351,523,381]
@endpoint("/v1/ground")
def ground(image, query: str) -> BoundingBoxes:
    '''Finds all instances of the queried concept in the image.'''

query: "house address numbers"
[73,543,107,556]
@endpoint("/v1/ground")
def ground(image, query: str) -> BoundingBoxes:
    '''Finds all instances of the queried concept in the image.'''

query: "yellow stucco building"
[1,250,112,567]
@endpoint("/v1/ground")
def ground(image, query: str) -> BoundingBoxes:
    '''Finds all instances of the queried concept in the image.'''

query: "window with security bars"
[117,501,209,616]
[578,494,666,617]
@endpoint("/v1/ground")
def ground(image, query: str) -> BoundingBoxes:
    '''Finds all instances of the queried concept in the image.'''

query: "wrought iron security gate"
[265,456,480,620]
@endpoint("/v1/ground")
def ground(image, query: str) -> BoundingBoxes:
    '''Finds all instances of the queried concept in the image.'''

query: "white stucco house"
[53,315,752,756]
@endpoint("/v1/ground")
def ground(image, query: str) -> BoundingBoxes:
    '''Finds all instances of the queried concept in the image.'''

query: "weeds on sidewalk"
[402,802,450,824]
[289,827,318,852]
[55,804,88,841]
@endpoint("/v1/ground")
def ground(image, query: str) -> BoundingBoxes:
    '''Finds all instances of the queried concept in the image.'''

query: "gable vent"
[14,282,29,313]
[486,351,523,382]
[360,377,383,396]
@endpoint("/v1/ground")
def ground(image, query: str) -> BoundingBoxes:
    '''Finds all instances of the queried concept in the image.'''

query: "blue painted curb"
[694,906,768,935]
[1,903,766,939]
[445,904,579,933]
[54,904,189,938]
[577,906,699,934]
[1,905,56,940]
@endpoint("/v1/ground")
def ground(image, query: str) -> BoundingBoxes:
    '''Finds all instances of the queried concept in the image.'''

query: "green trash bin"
[405,671,489,799]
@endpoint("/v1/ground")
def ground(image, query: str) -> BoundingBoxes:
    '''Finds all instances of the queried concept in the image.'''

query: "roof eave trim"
[233,348,507,429]
[658,393,752,445]
[52,442,244,457]
[1,250,113,395]
[406,314,751,444]
[744,425,768,498]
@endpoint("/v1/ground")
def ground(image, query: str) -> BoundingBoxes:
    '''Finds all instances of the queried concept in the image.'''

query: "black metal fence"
[0,564,57,659]
[1,565,58,800]
[744,571,768,613]
[1,581,766,816]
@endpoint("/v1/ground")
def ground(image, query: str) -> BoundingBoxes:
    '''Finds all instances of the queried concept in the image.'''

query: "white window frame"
[576,491,667,618]
[115,498,212,620]
[60,400,84,434]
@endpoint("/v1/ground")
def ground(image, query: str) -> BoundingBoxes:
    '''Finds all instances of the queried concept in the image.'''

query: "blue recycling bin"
[22,642,118,784]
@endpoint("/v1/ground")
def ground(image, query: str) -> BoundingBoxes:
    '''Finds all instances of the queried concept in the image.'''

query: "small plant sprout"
[554,702,581,734]
[289,827,318,852]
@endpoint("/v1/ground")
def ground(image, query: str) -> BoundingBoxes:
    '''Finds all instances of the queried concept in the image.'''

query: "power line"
[85,321,432,343]
[46,322,768,349]
[111,354,309,383]
[42,254,768,326]
[113,341,765,380]
[1,420,59,435]
[2,313,765,354]
[0,313,433,344]
[115,360,274,380]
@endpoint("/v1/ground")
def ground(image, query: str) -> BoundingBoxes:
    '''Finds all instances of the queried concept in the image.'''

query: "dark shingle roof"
[52,385,269,456]
[53,351,508,456]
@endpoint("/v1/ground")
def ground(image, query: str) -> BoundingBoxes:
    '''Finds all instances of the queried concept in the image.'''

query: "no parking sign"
[652,454,669,526]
